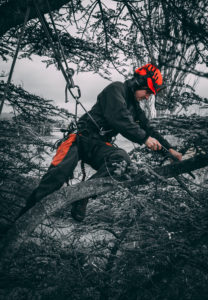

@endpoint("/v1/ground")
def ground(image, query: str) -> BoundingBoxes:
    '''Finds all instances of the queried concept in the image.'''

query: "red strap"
[51,134,77,166]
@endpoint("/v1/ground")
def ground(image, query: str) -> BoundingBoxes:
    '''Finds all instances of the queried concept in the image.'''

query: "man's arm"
[136,104,182,160]
[99,82,149,144]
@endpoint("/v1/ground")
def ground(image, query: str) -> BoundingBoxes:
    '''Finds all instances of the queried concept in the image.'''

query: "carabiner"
[69,85,81,99]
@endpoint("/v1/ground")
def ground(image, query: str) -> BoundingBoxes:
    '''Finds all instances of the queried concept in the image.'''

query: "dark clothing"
[24,134,131,211]
[22,80,171,214]
[78,80,172,149]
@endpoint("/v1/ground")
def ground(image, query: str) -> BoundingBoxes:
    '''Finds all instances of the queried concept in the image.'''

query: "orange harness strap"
[105,142,112,146]
[51,133,77,166]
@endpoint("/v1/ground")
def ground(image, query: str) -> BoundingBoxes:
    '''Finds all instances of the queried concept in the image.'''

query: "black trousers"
[27,133,131,206]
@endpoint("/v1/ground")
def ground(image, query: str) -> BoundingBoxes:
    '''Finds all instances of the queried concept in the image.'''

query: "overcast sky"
[0,55,124,114]
[1,0,207,115]
[1,55,207,115]
[0,54,207,153]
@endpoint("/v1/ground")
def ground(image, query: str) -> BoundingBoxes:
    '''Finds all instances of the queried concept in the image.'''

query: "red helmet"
[134,63,164,95]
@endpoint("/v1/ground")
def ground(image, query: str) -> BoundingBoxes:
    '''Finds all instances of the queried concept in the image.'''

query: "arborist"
[18,63,182,222]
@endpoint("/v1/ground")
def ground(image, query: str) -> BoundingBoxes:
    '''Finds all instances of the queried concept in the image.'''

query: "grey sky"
[0,55,131,151]
[0,55,124,114]
[1,55,207,114]
[0,54,207,152]
[1,0,207,114]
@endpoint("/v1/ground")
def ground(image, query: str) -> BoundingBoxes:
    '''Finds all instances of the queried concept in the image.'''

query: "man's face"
[134,89,153,102]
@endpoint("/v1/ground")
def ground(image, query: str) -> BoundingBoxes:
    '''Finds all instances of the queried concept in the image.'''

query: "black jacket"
[78,80,172,149]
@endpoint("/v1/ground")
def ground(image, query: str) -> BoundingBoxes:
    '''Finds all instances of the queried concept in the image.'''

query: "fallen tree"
[0,153,207,265]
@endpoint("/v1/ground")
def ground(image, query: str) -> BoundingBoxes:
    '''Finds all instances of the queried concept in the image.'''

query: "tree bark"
[0,154,207,265]
[0,0,69,38]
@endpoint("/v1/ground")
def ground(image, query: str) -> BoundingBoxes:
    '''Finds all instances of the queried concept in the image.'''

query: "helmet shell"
[134,64,164,95]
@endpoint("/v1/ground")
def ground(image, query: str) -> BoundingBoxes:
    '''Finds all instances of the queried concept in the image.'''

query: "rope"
[33,1,71,86]
[0,6,31,115]
[36,3,87,180]
[46,0,77,104]
[81,160,86,182]
[33,0,103,134]
[33,0,107,134]
[75,100,78,124]
[45,0,70,76]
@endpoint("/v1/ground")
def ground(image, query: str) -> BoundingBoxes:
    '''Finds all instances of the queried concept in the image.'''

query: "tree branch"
[0,0,69,38]
[0,154,207,265]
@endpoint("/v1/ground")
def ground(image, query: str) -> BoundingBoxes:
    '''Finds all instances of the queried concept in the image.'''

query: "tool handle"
[161,146,195,179]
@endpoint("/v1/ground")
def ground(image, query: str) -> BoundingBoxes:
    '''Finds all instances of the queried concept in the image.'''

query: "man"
[18,63,182,222]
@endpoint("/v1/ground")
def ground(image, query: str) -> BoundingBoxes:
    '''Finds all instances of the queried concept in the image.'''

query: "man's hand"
[169,148,182,161]
[145,137,162,151]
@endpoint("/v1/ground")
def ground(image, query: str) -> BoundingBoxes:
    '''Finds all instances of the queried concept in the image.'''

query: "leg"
[71,141,131,222]
[89,144,131,179]
[18,134,79,218]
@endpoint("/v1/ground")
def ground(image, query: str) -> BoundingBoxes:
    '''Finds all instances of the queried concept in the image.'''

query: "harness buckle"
[99,127,113,136]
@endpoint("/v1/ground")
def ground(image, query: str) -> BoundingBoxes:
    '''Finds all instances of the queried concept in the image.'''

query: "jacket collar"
[124,79,141,110]
[124,79,135,102]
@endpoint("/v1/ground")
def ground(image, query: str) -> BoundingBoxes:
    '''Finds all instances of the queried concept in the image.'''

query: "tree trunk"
[0,154,207,265]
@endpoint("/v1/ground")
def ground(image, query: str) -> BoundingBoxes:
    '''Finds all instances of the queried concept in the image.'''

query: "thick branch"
[0,154,207,264]
[0,0,69,38]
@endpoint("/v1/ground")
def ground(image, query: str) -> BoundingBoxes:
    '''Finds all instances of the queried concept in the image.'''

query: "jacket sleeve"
[136,105,172,150]
[99,83,149,144]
